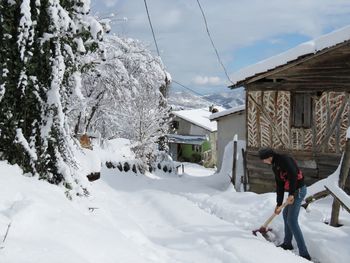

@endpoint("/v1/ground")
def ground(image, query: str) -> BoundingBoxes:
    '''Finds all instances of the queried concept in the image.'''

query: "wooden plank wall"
[246,90,350,192]
[246,149,349,193]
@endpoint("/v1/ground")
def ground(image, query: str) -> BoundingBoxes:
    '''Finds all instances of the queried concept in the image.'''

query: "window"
[291,92,313,128]
[171,120,179,130]
[191,145,201,152]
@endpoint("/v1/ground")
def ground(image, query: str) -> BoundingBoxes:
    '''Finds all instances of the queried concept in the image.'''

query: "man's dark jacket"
[271,153,305,206]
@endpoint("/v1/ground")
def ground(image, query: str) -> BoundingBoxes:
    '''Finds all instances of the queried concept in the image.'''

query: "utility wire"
[172,80,223,107]
[195,0,234,85]
[172,80,205,97]
[143,0,161,56]
[142,0,226,104]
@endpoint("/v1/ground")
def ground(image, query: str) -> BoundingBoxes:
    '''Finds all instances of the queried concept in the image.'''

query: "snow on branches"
[0,0,106,196]
[68,35,171,170]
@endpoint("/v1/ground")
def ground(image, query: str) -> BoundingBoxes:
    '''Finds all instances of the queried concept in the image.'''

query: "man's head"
[258,147,275,164]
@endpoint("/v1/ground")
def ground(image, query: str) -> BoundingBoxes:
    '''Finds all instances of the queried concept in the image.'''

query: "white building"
[169,106,224,167]
[210,105,246,170]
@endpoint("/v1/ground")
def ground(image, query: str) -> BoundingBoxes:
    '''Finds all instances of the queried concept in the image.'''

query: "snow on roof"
[209,104,245,121]
[230,25,350,86]
[167,134,208,145]
[172,107,225,132]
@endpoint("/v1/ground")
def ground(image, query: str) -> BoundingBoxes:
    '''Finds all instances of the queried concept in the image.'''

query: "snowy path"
[87,165,312,263]
[1,161,349,263]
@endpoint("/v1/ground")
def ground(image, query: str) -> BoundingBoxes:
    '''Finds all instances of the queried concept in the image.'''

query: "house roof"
[172,107,225,132]
[209,104,245,121]
[167,134,208,145]
[230,25,350,87]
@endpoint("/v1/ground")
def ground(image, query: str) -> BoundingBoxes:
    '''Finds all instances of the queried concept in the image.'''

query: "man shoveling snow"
[258,147,312,261]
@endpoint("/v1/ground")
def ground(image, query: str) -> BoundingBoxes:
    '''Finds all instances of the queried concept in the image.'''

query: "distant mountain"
[168,88,245,110]
[168,90,212,110]
[203,88,245,109]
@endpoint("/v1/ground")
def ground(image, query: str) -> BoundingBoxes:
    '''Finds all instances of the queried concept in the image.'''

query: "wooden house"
[230,26,350,193]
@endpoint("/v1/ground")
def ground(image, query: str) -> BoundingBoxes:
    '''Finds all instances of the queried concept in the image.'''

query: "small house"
[168,106,224,167]
[209,105,246,170]
[230,26,350,193]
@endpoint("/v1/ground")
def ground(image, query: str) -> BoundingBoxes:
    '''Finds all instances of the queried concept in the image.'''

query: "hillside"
[168,88,245,110]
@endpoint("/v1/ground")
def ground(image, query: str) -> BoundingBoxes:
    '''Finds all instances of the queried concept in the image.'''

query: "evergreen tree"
[0,0,103,194]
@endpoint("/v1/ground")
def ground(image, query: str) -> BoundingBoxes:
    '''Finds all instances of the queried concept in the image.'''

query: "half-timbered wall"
[238,42,350,192]
[247,90,350,154]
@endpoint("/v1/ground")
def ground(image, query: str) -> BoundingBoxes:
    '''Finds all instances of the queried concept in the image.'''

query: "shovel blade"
[252,226,276,242]
[252,226,271,235]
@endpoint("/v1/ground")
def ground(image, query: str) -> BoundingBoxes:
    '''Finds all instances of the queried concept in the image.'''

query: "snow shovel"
[252,202,288,238]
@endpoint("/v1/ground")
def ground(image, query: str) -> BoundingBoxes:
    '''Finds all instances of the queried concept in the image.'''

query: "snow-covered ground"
[1,142,350,263]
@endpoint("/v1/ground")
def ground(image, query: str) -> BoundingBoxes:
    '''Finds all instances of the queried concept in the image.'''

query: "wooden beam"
[247,82,350,92]
[326,185,350,214]
[282,76,350,82]
[330,137,350,225]
[302,189,330,209]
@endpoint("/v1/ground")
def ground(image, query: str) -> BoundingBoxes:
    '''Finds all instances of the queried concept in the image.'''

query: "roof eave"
[229,54,313,89]
[229,39,350,89]
[210,109,245,121]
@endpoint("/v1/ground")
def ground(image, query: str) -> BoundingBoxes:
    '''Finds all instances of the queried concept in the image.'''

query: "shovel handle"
[261,202,288,228]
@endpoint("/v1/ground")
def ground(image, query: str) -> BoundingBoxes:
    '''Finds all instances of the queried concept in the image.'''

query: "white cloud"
[97,0,119,8]
[193,76,223,86]
[91,0,350,93]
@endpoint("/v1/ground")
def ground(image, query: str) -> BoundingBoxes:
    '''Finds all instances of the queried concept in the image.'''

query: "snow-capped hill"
[168,90,212,110]
[168,88,245,110]
[203,88,245,109]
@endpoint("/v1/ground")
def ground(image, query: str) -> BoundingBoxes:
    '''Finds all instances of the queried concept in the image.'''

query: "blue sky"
[91,0,350,95]
[229,34,311,72]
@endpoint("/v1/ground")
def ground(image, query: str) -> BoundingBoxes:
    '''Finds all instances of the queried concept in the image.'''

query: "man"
[258,147,311,261]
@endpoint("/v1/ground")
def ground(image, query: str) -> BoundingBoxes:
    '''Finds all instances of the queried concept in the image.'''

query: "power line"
[195,0,234,85]
[172,80,223,107]
[172,80,205,97]
[142,0,227,103]
[143,0,161,56]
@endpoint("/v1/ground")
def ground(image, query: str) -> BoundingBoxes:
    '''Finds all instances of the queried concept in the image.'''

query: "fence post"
[242,148,248,191]
[231,138,237,189]
[330,137,350,226]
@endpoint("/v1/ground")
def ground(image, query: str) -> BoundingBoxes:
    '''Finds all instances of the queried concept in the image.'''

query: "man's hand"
[274,205,282,215]
[287,195,294,204]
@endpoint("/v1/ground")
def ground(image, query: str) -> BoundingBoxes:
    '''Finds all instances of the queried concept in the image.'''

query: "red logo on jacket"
[279,170,303,190]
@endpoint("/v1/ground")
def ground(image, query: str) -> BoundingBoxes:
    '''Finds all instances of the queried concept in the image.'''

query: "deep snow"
[0,141,349,263]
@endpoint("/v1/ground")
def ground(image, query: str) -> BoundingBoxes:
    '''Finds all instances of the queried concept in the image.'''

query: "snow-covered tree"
[0,0,104,194]
[68,35,171,169]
